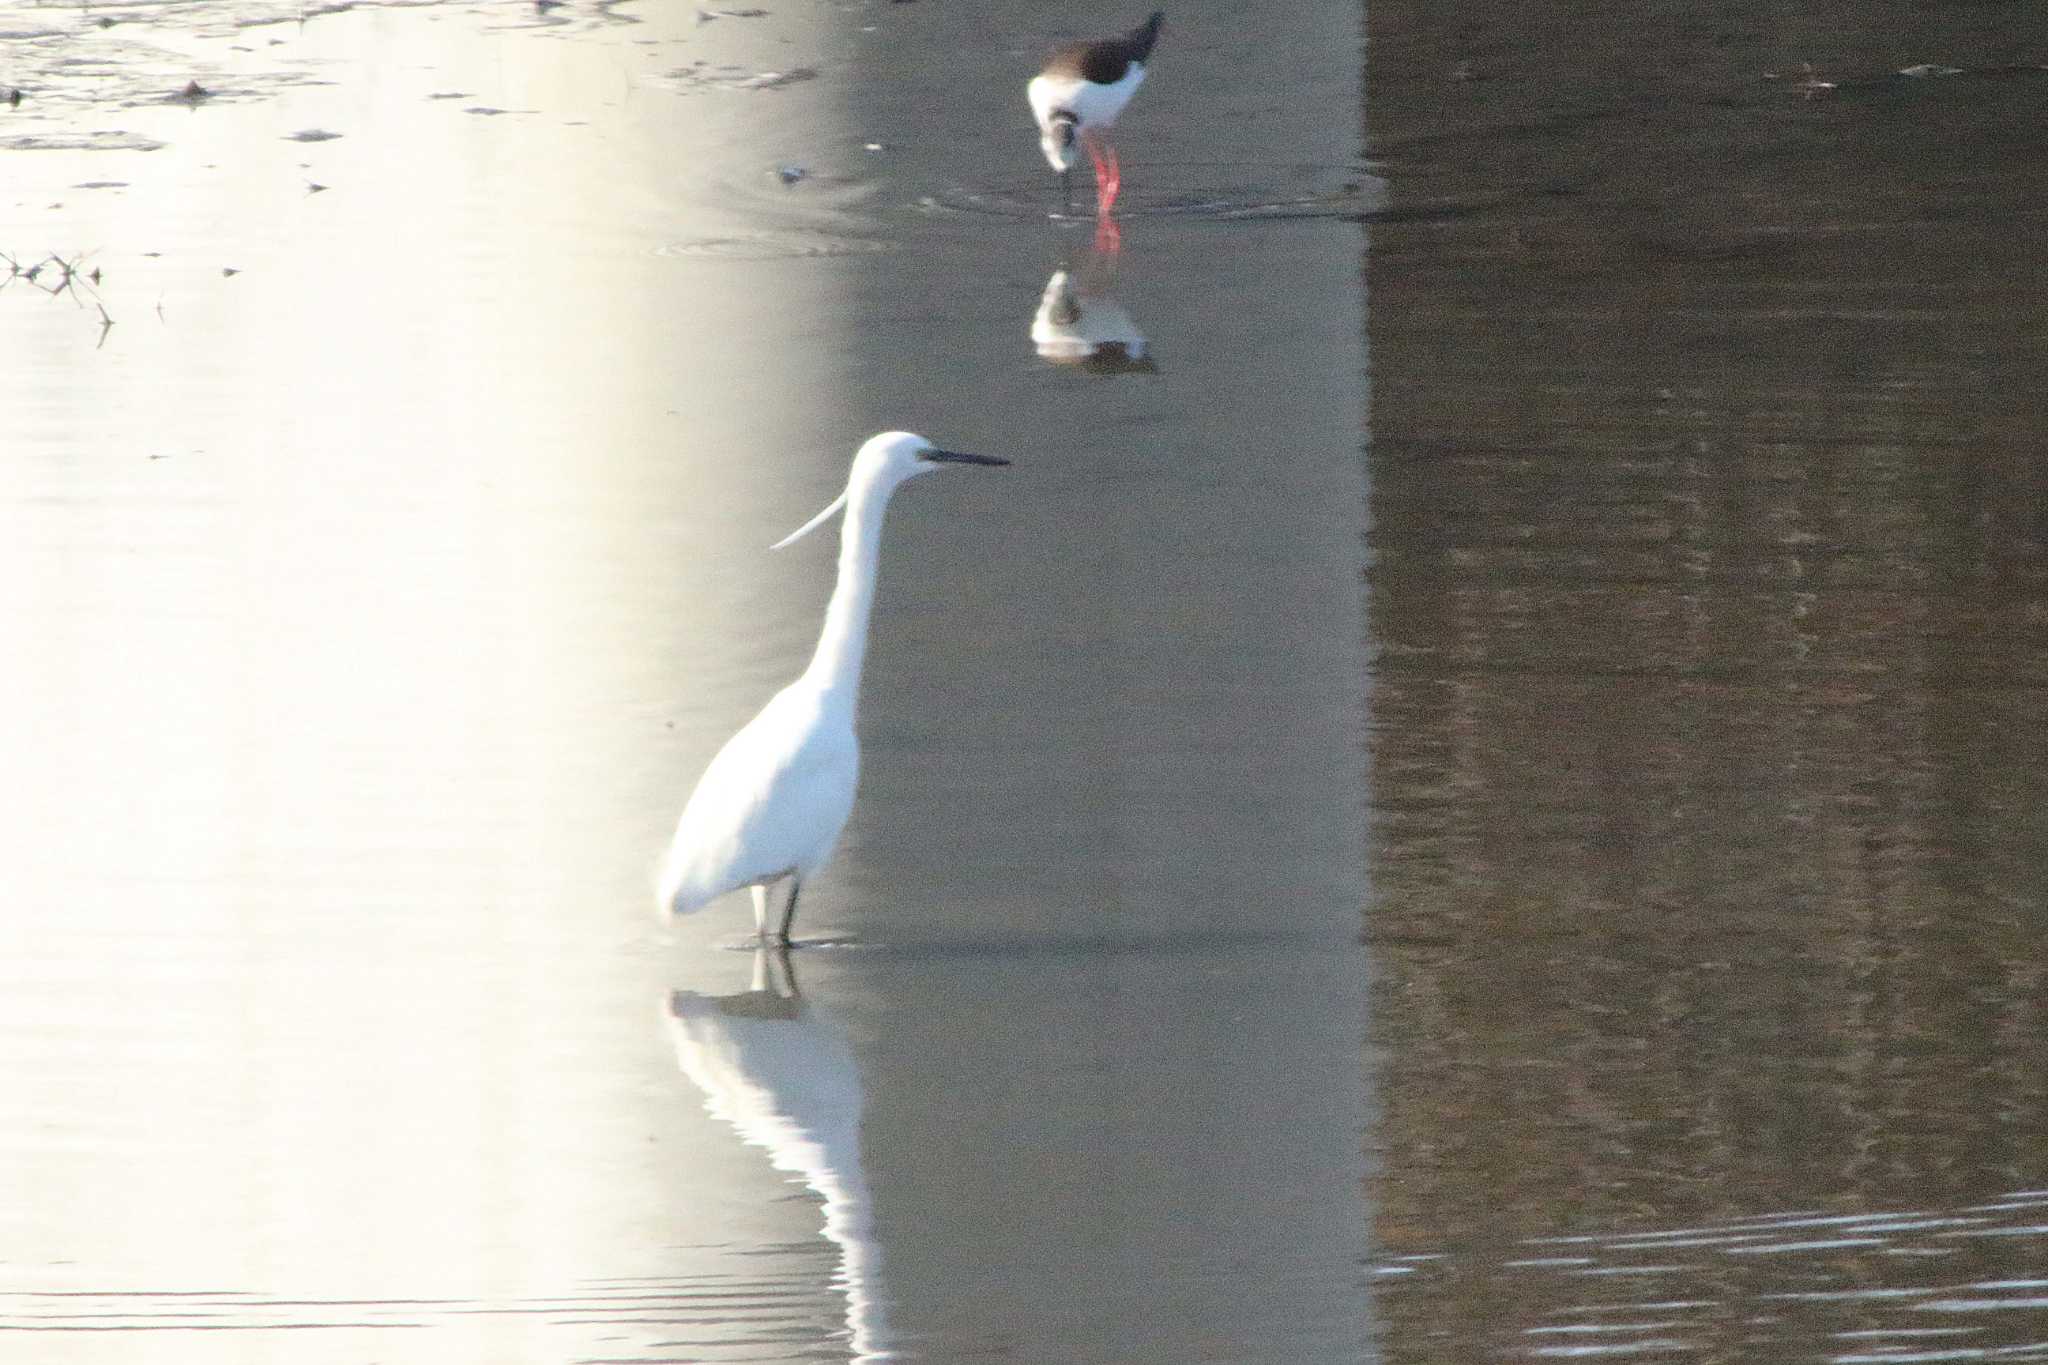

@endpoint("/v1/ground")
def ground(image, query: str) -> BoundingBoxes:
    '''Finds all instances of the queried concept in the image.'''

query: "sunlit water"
[4,0,1368,1362]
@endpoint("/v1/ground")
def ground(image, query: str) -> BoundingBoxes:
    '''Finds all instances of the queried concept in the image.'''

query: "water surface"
[10,0,2042,1360]
[3,1,1371,1361]
[1364,0,2048,1359]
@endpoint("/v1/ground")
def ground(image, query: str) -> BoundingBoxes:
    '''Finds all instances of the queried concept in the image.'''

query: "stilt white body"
[1028,65,1146,171]
[658,431,1007,944]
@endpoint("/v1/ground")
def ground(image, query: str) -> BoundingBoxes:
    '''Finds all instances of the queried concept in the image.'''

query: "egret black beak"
[919,449,1010,467]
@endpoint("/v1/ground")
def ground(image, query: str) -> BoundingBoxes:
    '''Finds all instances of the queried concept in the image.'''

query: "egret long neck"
[801,481,889,705]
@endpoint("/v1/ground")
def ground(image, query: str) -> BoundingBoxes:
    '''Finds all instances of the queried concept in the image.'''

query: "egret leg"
[775,879,802,948]
[1061,164,1072,217]
[750,884,770,937]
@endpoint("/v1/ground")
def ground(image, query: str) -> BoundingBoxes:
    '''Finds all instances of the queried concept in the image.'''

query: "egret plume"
[771,491,849,551]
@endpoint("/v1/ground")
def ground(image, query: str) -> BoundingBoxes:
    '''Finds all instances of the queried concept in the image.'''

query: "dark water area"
[1364,0,2048,1359]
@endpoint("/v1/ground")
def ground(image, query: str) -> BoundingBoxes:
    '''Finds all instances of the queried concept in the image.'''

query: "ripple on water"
[653,232,895,263]
[920,161,1383,226]
[1373,1195,2048,1364]
[651,63,820,94]
[0,1275,854,1360]
[714,934,874,951]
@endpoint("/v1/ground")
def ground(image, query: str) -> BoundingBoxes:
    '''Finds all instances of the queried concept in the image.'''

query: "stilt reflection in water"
[1031,260,1155,375]
[667,948,890,1362]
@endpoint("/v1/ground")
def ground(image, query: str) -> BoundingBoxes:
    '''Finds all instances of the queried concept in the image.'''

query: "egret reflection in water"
[1031,263,1155,374]
[667,948,890,1362]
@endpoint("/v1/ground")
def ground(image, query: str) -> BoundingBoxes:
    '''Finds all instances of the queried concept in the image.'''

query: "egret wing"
[661,685,859,913]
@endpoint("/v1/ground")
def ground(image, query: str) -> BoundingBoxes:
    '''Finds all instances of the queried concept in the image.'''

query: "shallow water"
[1364,0,2048,1360]
[3,1,1368,1362]
[6,0,2045,1361]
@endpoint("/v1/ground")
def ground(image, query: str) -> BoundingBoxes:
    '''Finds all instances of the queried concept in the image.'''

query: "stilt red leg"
[1081,129,1109,193]
[1078,127,1123,249]
[1096,139,1123,215]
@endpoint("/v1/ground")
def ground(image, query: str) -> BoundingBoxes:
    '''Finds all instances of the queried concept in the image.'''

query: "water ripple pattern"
[1,0,630,128]
[0,1271,863,1361]
[920,159,1381,225]
[1373,1194,2048,1363]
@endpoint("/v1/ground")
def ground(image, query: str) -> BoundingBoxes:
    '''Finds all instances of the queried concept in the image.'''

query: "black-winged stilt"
[1026,10,1164,222]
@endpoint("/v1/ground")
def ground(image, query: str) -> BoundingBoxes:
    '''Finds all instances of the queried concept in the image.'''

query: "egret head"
[771,432,1009,550]
[1039,111,1080,172]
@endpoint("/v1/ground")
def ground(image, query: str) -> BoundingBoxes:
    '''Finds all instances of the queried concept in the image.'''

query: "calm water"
[1365,0,2048,1360]
[3,1,1367,1362]
[4,0,2045,1362]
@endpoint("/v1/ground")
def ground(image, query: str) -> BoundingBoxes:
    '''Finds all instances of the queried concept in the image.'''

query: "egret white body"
[1026,10,1163,219]
[659,431,1008,944]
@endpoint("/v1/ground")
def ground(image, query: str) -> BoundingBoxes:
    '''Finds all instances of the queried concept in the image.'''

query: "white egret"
[659,432,1009,944]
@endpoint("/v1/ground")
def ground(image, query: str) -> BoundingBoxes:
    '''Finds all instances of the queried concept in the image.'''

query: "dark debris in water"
[284,127,342,141]
[3,249,116,346]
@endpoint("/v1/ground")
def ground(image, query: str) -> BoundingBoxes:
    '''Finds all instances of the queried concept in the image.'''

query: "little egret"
[659,432,1009,945]
[1027,10,1164,220]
